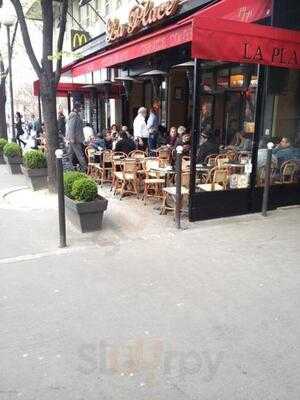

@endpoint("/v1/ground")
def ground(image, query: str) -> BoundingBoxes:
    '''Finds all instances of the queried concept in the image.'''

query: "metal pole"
[38,95,42,125]
[262,142,274,217]
[55,149,67,248]
[6,24,15,142]
[175,145,183,229]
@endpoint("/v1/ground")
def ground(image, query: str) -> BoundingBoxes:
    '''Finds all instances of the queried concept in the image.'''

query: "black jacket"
[115,138,136,155]
[197,140,219,163]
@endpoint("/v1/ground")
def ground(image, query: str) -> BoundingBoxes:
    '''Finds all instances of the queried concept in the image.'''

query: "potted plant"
[64,171,108,233]
[0,139,8,164]
[3,143,23,174]
[21,150,48,190]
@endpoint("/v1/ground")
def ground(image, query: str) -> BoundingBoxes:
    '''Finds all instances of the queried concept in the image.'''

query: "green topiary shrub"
[23,150,47,169]
[3,142,22,158]
[63,171,87,199]
[71,177,98,202]
[0,138,8,152]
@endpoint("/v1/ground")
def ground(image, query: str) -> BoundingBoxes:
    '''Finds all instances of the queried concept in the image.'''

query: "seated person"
[90,133,106,150]
[104,130,113,150]
[83,123,94,143]
[197,131,219,163]
[115,131,136,155]
[136,137,147,152]
[237,132,253,152]
[166,126,178,148]
[272,137,295,167]
[157,125,168,147]
[148,127,157,155]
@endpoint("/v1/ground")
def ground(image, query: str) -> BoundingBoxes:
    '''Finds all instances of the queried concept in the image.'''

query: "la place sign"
[107,0,180,43]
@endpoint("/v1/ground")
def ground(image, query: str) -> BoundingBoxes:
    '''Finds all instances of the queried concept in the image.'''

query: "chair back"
[85,147,95,162]
[204,154,218,167]
[113,151,127,159]
[123,159,138,174]
[129,150,147,159]
[225,148,238,161]
[216,154,229,168]
[143,157,160,171]
[207,167,228,188]
[281,160,297,183]
[157,147,170,166]
[182,156,190,171]
[102,150,113,164]
[181,171,190,188]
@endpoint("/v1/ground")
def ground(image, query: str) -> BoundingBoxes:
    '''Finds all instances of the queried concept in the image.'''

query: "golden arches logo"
[72,32,88,49]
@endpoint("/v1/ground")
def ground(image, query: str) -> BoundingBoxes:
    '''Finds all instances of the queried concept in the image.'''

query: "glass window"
[105,0,110,16]
[257,69,300,187]
[202,72,214,93]
[194,64,259,193]
[217,69,229,89]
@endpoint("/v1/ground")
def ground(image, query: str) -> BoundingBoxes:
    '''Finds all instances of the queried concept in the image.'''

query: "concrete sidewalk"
[0,165,299,400]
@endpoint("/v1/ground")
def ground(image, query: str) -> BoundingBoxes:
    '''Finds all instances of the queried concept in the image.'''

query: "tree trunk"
[0,79,7,139]
[40,77,58,192]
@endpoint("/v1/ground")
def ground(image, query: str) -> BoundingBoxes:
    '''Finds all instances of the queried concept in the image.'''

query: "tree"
[10,0,68,191]
[0,22,18,140]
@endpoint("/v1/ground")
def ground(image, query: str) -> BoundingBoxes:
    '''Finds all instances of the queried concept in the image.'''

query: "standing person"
[147,99,160,132]
[15,112,26,147]
[65,103,86,170]
[147,99,160,152]
[133,107,148,148]
[57,111,66,137]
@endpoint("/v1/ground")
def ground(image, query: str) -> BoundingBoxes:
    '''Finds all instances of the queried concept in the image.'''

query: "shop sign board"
[71,29,91,51]
[107,0,180,43]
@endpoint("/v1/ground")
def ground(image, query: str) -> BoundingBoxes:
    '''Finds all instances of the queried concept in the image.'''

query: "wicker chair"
[85,147,97,178]
[197,166,229,191]
[129,150,147,159]
[95,150,113,185]
[157,146,171,167]
[215,154,230,168]
[141,158,165,205]
[161,171,190,215]
[113,159,139,199]
[111,152,128,192]
[204,154,218,167]
[280,160,298,184]
[182,156,190,171]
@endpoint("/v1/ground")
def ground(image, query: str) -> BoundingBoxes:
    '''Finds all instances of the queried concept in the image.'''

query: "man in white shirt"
[133,107,148,146]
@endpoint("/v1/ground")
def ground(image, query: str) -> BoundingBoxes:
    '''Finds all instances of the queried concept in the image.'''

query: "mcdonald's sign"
[71,29,91,51]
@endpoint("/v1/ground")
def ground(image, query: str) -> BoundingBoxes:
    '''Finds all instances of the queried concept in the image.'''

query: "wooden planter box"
[4,155,23,174]
[21,165,48,191]
[65,195,108,233]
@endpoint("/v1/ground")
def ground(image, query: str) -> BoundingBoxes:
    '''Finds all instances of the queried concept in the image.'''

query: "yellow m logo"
[72,32,88,50]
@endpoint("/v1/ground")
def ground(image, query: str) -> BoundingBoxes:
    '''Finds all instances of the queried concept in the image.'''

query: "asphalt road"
[0,165,299,400]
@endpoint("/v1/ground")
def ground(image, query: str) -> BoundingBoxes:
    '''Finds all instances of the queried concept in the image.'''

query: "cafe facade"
[35,0,300,221]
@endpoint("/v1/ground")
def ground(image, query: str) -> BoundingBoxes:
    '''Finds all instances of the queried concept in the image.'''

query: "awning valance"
[192,16,300,69]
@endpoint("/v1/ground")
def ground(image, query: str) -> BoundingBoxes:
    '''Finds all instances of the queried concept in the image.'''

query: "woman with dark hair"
[15,112,26,147]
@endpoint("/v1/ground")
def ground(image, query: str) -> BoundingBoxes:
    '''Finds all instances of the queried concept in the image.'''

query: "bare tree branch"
[55,0,68,86]
[9,0,42,78]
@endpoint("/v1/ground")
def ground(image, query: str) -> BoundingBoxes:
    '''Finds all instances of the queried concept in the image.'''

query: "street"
[0,165,299,400]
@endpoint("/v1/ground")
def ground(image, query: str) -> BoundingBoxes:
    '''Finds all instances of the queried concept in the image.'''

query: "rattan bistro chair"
[85,146,97,178]
[280,160,298,183]
[129,150,147,160]
[141,158,165,205]
[161,171,190,216]
[113,159,139,199]
[197,166,229,191]
[95,150,113,185]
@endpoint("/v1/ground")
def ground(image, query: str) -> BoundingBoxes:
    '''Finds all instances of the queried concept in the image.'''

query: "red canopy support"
[192,16,300,69]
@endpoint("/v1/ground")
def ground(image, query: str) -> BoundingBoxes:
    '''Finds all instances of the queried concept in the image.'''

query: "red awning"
[33,81,124,97]
[72,19,192,77]
[199,0,272,23]
[70,0,273,77]
[192,16,300,69]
